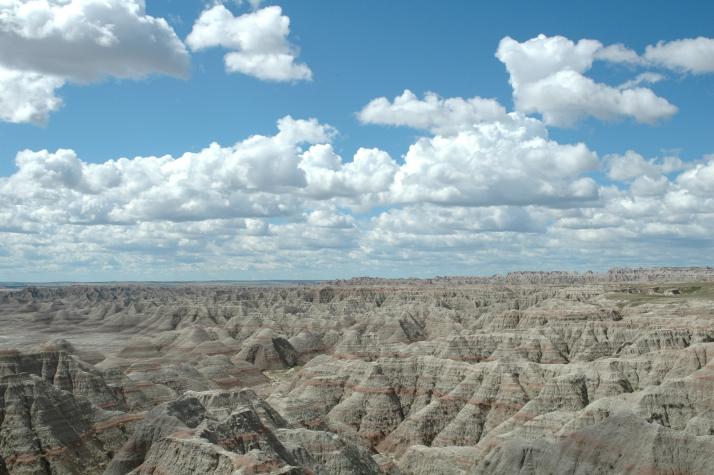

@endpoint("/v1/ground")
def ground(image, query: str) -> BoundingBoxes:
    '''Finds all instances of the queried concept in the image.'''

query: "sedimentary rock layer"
[1,273,714,473]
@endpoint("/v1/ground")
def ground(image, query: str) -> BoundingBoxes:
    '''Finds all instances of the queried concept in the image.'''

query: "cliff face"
[1,274,714,473]
[0,362,137,475]
[112,388,380,475]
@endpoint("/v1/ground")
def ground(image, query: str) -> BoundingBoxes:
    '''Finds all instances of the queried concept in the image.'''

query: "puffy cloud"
[629,175,670,197]
[355,206,547,270]
[645,37,714,74]
[496,34,677,126]
[0,0,189,124]
[0,116,337,226]
[300,145,398,202]
[675,158,714,197]
[606,150,684,181]
[389,113,599,207]
[0,0,189,81]
[2,104,623,278]
[2,107,608,264]
[595,43,643,64]
[357,90,507,135]
[497,35,602,85]
[4,143,714,279]
[618,72,665,90]
[371,205,547,237]
[4,74,714,279]
[347,77,714,274]
[0,114,402,235]
[553,156,714,246]
[305,207,356,229]
[12,148,86,192]
[0,65,63,124]
[187,5,312,82]
[513,71,676,126]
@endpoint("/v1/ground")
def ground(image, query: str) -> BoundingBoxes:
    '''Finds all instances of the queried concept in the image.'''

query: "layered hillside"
[1,274,714,473]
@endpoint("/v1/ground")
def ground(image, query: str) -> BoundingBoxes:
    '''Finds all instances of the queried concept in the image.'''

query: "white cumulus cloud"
[606,150,685,181]
[389,113,599,207]
[645,37,714,74]
[187,5,312,82]
[3,110,714,278]
[357,89,507,135]
[0,116,336,226]
[0,65,64,124]
[300,144,398,202]
[0,0,190,124]
[496,34,678,126]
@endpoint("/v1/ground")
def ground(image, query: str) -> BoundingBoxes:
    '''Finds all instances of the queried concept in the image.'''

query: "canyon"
[2,267,714,474]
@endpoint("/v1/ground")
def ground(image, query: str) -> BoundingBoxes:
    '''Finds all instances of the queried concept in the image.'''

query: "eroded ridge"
[2,271,714,474]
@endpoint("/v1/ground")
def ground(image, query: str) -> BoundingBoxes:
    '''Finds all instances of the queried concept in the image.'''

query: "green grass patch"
[605,282,714,306]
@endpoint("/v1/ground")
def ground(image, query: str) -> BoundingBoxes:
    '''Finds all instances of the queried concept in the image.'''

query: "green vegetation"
[606,282,714,306]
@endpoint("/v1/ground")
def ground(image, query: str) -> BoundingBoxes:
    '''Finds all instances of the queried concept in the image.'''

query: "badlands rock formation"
[1,268,714,473]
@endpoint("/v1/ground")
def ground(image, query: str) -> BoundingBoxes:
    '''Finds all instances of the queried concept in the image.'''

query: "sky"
[0,0,713,281]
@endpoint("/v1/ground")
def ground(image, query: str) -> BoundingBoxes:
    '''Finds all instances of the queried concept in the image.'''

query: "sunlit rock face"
[2,268,714,474]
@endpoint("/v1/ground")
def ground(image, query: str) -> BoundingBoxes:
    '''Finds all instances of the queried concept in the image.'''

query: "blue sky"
[3,0,713,172]
[0,0,713,281]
